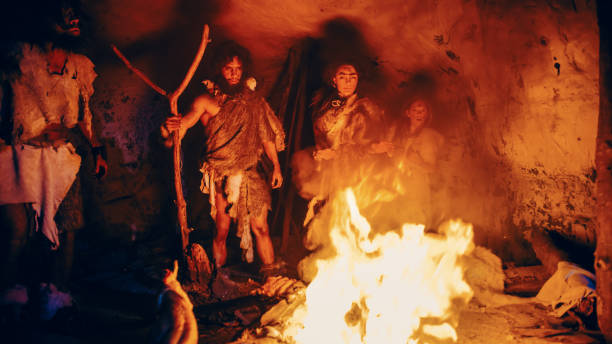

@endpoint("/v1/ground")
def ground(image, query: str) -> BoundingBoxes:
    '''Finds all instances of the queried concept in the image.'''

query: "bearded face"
[215,56,246,96]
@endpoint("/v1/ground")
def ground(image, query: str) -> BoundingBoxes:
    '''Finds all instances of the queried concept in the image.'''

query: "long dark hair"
[210,40,252,94]
[311,60,363,117]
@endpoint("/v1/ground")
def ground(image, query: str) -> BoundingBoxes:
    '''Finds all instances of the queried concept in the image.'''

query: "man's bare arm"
[166,94,219,139]
[76,117,108,179]
[263,140,283,189]
[78,121,101,147]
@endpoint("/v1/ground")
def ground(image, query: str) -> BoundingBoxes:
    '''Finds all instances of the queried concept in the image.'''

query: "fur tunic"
[0,43,95,248]
[1,43,96,144]
[292,94,384,200]
[200,90,285,262]
[313,94,383,151]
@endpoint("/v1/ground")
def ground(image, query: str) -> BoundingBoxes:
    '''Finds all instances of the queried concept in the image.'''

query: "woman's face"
[404,100,429,128]
[333,64,358,98]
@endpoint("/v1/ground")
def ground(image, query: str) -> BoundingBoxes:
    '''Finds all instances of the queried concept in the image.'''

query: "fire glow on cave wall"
[92,0,598,261]
[86,1,598,340]
[55,0,602,341]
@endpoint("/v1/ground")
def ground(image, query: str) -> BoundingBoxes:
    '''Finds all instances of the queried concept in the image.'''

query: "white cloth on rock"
[535,261,596,317]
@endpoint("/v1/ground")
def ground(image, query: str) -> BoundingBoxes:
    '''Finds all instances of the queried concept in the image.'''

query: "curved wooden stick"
[170,25,210,253]
[110,45,168,97]
[112,24,211,254]
[169,25,210,113]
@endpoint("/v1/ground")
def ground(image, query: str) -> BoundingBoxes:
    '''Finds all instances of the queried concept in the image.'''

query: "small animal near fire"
[149,260,198,344]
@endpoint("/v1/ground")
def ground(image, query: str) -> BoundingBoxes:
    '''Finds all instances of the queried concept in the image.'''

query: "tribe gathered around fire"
[163,43,444,279]
[0,2,442,331]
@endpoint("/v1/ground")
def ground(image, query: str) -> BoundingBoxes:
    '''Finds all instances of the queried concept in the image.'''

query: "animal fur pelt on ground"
[149,260,198,344]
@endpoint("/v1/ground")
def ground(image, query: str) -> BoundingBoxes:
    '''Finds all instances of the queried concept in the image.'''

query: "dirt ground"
[0,227,605,344]
[456,302,602,344]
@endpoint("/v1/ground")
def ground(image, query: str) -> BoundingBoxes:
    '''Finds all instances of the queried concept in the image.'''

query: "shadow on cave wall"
[1,1,544,265]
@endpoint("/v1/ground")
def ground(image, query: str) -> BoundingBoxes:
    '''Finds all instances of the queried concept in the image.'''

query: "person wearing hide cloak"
[165,42,285,277]
[0,1,107,316]
[291,61,389,226]
[378,98,445,228]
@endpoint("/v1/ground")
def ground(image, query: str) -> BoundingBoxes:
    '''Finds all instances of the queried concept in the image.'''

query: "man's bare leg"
[212,193,231,268]
[250,211,275,266]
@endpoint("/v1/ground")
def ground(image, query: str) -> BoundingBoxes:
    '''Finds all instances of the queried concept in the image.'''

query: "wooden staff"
[112,25,211,254]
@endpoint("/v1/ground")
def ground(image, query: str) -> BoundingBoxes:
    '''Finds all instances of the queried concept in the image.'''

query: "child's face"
[405,101,429,128]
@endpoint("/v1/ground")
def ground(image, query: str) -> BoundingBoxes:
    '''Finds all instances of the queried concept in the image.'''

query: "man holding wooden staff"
[165,42,286,279]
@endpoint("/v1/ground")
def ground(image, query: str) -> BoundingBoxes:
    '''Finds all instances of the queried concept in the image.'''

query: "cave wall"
[84,0,599,262]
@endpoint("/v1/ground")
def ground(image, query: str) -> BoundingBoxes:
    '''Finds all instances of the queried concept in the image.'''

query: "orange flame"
[285,188,474,343]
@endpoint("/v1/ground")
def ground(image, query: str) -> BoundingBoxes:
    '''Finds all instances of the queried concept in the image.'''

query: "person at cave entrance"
[0,0,108,319]
[291,61,389,227]
[164,41,286,279]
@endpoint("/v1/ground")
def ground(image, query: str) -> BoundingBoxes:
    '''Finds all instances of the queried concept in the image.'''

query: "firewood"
[524,229,569,277]
[504,264,549,295]
[251,276,305,298]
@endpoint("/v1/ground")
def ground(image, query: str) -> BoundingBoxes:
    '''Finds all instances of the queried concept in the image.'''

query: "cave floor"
[456,302,602,344]
[1,228,605,344]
